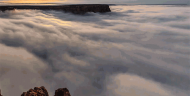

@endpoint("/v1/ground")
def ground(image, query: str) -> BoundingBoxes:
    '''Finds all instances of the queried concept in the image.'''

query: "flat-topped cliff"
[0,4,111,14]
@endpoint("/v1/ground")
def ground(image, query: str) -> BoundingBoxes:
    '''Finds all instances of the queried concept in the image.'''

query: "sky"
[0,0,189,4]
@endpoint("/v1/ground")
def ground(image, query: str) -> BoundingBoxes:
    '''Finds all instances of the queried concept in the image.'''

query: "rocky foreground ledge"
[0,4,111,14]
[0,86,71,96]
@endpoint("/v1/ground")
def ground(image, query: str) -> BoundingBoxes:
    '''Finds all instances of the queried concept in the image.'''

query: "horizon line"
[0,2,189,5]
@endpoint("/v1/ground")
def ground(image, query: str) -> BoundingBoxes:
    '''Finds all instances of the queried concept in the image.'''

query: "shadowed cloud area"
[0,5,190,96]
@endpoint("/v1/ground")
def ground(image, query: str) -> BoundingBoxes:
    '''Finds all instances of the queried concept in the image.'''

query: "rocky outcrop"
[0,4,111,14]
[18,86,71,96]
[54,88,71,96]
[21,86,49,96]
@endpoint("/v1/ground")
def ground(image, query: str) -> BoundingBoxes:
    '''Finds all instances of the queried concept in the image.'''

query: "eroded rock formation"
[54,88,71,96]
[21,86,49,96]
[0,4,111,14]
[18,86,71,96]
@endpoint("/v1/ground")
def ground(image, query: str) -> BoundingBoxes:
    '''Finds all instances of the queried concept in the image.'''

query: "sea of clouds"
[0,5,190,96]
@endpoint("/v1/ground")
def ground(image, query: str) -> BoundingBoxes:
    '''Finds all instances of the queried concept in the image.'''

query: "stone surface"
[0,4,111,14]
[54,88,71,96]
[20,86,49,96]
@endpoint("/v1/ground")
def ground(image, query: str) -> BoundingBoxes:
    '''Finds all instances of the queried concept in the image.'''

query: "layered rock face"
[0,4,111,14]
[19,86,71,96]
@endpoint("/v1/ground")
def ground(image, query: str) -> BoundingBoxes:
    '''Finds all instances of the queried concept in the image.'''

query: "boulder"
[54,88,71,96]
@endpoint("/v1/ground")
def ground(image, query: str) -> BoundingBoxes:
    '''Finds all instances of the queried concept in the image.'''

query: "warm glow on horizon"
[2,0,66,3]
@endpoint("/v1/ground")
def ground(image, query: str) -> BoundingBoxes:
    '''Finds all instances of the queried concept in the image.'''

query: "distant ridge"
[0,4,111,14]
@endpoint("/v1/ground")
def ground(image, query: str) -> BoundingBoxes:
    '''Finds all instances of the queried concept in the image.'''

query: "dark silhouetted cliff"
[0,4,111,14]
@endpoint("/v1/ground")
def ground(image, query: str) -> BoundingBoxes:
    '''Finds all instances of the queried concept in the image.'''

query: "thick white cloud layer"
[107,73,172,96]
[0,5,190,96]
[0,43,53,96]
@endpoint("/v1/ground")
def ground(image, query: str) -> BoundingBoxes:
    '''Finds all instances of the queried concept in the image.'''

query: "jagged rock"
[40,86,49,96]
[21,86,49,96]
[0,4,111,14]
[54,88,71,96]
